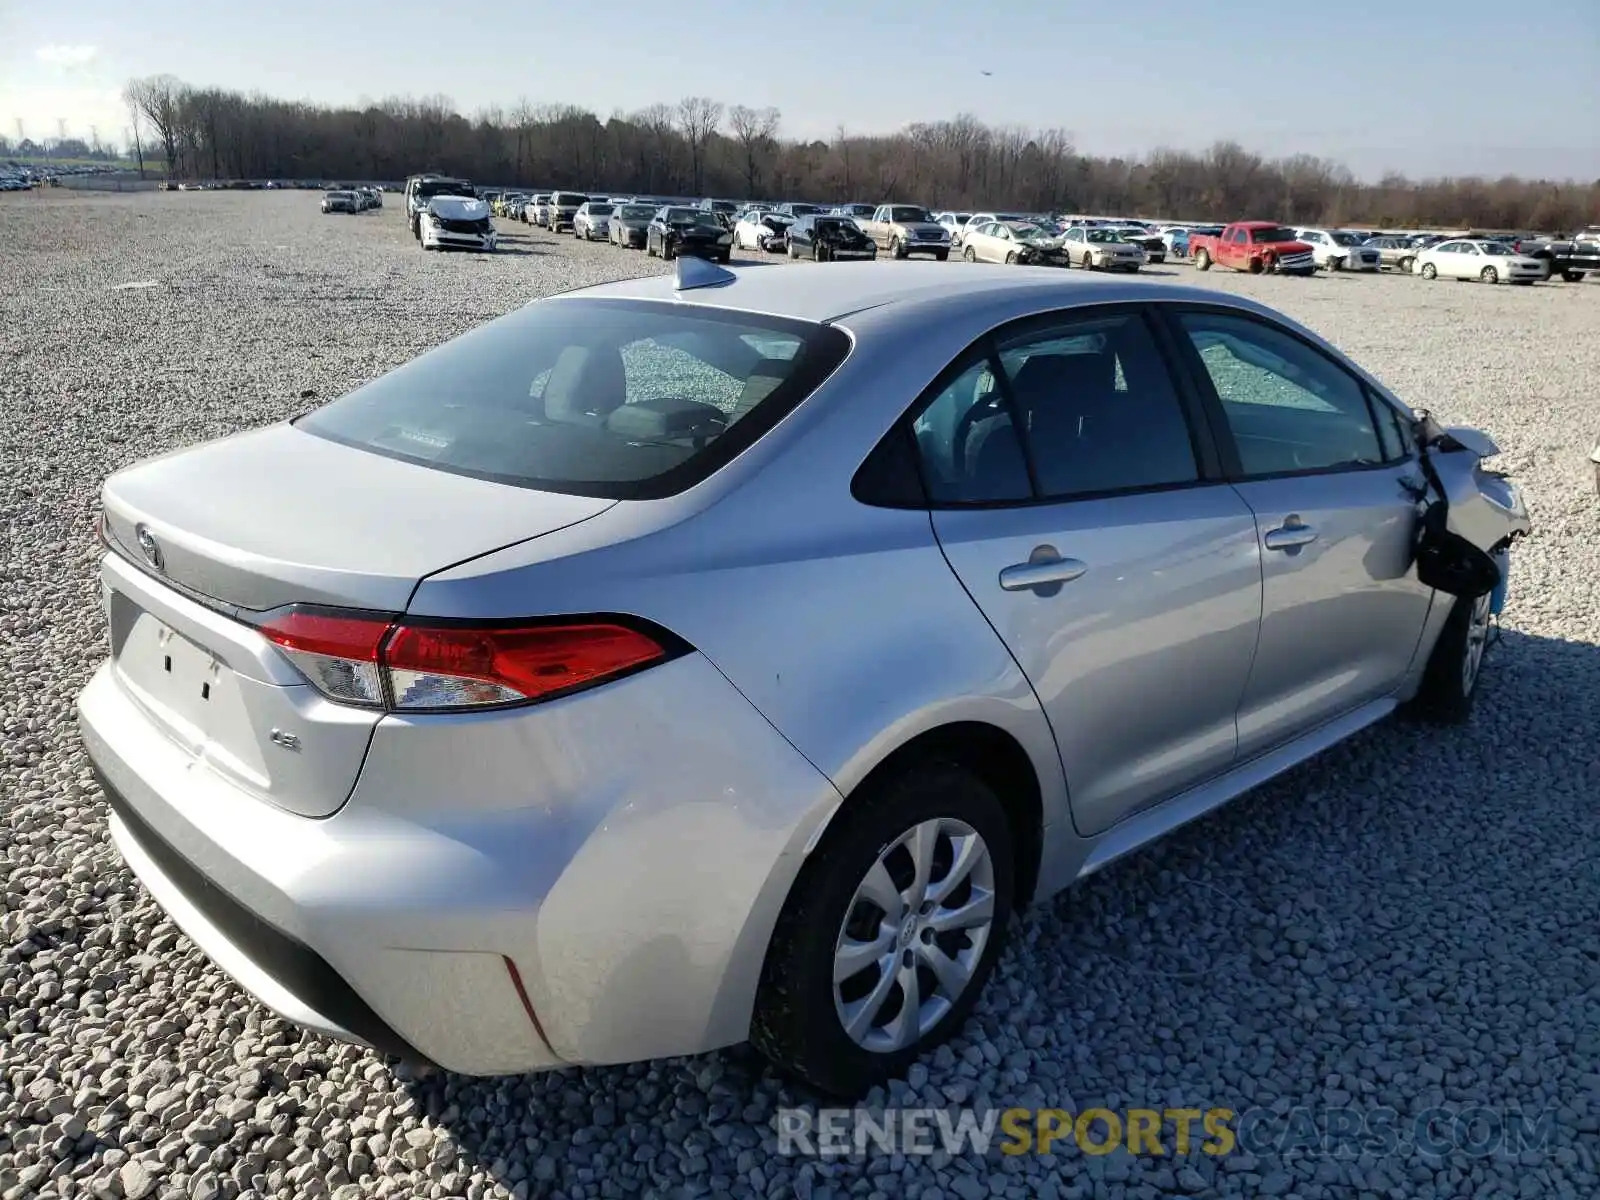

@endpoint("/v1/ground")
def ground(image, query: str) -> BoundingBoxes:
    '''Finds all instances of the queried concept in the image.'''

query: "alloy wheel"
[1462,592,1493,694]
[831,818,996,1053]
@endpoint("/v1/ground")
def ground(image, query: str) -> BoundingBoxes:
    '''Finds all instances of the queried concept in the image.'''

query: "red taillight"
[258,609,392,661]
[249,606,675,712]
[256,608,394,708]
[385,622,668,710]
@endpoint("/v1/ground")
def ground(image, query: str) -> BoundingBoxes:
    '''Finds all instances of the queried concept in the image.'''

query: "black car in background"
[646,207,734,262]
[785,215,878,261]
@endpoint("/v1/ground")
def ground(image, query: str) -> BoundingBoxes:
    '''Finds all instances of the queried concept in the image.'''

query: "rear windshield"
[588,203,615,215]
[296,300,851,500]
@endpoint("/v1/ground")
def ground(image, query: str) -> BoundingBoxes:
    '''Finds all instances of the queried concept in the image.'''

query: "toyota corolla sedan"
[78,260,1528,1097]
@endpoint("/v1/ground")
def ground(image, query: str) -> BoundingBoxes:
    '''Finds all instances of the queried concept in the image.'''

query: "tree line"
[110,76,1599,231]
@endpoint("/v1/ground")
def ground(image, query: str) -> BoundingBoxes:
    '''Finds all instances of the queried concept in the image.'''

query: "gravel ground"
[2,189,1597,1200]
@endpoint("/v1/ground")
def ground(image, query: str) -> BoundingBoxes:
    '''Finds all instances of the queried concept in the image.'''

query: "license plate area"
[110,590,236,752]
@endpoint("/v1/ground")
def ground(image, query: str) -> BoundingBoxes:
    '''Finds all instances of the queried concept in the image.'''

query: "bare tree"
[727,105,780,196]
[125,76,184,177]
[634,103,677,191]
[676,96,723,195]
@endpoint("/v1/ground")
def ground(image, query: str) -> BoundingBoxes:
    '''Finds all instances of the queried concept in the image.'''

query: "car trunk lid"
[98,423,615,818]
[101,422,614,613]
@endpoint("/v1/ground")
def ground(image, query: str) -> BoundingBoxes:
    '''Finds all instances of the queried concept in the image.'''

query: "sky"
[2,0,1597,182]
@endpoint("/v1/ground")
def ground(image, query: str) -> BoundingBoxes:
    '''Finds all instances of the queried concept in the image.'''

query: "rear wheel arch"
[830,721,1045,909]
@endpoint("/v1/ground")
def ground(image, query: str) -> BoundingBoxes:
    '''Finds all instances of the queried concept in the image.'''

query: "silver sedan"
[78,260,1529,1096]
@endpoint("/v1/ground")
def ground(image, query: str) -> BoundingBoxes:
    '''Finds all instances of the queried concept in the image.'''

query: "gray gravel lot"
[2,189,1597,1200]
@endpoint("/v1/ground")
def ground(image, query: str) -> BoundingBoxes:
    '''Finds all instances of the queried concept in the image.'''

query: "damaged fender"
[1411,415,1531,597]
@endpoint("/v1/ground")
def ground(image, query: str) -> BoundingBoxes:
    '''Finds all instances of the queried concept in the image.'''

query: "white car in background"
[420,196,497,253]
[1414,239,1545,285]
[1294,229,1381,272]
[1061,226,1146,271]
[955,212,1031,248]
[733,210,793,253]
[934,212,973,242]
[573,202,614,241]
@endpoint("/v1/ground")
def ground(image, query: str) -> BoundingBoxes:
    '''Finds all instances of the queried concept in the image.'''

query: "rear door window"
[297,300,850,499]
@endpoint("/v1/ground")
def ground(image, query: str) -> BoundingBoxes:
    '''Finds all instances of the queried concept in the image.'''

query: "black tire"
[750,761,1016,1097]
[935,251,948,262]
[1399,256,1415,274]
[1004,251,1018,265]
[1327,256,1343,272]
[1194,248,1211,271]
[814,242,827,262]
[1421,262,1437,279]
[662,240,675,261]
[1410,592,1494,724]
[890,237,906,260]
[1481,266,1498,284]
[1562,271,1583,283]
[717,252,731,264]
[963,246,976,263]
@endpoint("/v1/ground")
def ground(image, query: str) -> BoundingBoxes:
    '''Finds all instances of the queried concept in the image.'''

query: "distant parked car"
[1105,225,1167,264]
[734,211,794,253]
[785,215,878,261]
[1061,226,1146,272]
[420,196,497,253]
[775,202,826,219]
[1163,225,1222,259]
[700,199,742,226]
[609,203,657,249]
[1414,239,1545,284]
[548,192,591,233]
[321,190,359,214]
[956,212,1030,248]
[1294,229,1381,272]
[573,202,615,241]
[961,220,1058,266]
[1364,236,1419,273]
[831,203,877,222]
[405,176,475,239]
[528,194,553,227]
[647,207,734,262]
[855,205,951,261]
[934,212,973,242]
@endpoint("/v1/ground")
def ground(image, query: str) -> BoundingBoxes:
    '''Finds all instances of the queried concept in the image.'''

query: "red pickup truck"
[1190,222,1317,275]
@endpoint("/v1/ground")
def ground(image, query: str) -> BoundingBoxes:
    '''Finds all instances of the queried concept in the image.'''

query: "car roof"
[557,261,1275,325]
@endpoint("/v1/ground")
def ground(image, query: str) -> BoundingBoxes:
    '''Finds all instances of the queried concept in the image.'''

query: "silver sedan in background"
[78,261,1528,1097]
[572,201,615,241]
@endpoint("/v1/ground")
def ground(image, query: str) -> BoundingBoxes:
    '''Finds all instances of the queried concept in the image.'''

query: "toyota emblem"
[134,524,163,572]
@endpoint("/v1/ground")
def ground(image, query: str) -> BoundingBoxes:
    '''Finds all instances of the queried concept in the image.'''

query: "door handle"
[1263,516,1318,551]
[999,547,1088,592]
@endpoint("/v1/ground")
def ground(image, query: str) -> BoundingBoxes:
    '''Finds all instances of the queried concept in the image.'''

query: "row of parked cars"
[320,186,384,214]
[387,175,1600,281]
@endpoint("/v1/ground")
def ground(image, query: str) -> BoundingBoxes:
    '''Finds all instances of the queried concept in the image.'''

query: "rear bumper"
[101,773,432,1064]
[77,644,841,1075]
